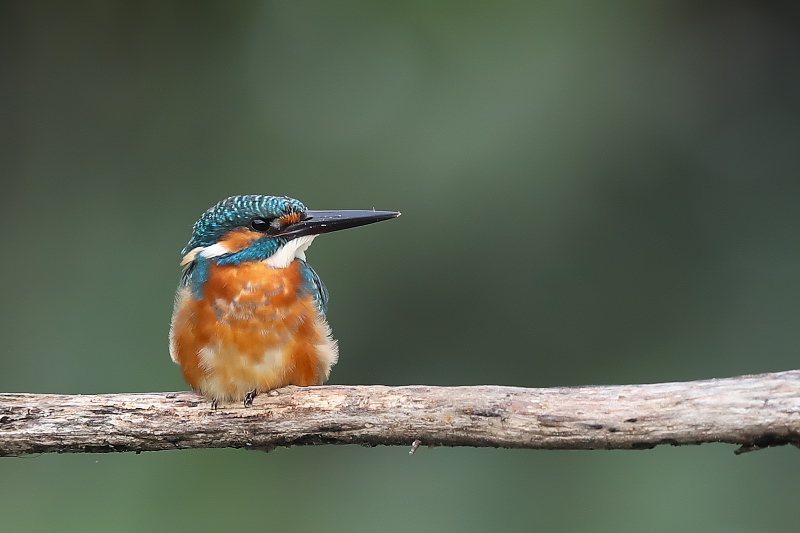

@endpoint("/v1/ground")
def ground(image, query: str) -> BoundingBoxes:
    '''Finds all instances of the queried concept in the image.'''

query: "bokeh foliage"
[2,2,799,531]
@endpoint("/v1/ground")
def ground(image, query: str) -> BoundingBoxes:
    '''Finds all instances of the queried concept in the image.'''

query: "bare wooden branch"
[1,370,799,457]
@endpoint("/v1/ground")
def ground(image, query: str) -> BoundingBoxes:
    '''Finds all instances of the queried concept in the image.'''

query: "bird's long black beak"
[278,209,400,238]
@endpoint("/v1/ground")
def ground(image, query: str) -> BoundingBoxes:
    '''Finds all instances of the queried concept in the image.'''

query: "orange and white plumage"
[169,259,338,402]
[169,195,398,406]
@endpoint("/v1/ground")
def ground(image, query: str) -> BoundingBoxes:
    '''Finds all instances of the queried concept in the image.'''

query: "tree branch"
[1,370,799,457]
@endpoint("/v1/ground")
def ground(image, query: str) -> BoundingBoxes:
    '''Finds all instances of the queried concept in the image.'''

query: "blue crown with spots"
[183,195,306,254]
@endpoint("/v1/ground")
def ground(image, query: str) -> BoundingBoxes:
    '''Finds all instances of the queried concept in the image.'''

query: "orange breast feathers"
[169,260,338,402]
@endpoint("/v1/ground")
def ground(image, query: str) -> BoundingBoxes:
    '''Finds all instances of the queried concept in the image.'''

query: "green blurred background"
[2,1,799,531]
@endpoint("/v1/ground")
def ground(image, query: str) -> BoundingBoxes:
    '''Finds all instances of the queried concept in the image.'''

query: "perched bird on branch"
[169,195,399,408]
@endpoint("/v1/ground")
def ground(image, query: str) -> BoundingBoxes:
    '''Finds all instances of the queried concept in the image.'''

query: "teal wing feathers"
[297,260,329,315]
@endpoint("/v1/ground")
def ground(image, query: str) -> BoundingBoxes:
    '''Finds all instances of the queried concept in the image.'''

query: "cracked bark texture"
[1,370,799,457]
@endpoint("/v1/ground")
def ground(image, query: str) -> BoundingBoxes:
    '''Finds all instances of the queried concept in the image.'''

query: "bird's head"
[180,195,399,276]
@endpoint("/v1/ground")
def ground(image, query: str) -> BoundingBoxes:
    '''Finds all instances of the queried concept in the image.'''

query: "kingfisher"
[169,195,399,408]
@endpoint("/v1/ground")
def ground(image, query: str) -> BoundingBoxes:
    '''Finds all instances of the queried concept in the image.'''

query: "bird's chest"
[171,260,328,398]
[203,261,310,339]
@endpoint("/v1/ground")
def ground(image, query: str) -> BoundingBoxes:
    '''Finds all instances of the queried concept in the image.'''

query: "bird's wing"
[298,260,329,315]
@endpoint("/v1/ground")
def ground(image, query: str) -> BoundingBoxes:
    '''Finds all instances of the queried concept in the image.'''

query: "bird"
[169,194,399,408]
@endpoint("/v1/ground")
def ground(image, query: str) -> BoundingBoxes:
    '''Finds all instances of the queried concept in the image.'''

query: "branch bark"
[1,370,799,457]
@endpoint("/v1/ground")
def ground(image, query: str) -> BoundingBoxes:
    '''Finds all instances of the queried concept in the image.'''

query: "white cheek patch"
[264,235,317,268]
[180,247,202,266]
[200,243,232,259]
[181,243,232,266]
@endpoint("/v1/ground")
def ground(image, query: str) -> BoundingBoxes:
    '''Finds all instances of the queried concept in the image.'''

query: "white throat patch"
[264,235,317,268]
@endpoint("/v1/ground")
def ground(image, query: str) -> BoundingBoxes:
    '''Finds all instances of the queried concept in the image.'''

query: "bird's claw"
[243,390,258,408]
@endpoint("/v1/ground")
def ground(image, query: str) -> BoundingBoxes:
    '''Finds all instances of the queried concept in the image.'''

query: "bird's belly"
[169,261,338,402]
[196,339,290,402]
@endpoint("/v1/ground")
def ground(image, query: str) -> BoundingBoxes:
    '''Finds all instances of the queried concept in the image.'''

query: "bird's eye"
[250,218,271,232]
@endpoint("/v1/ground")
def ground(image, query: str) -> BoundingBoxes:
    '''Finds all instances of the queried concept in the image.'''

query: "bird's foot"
[211,399,219,410]
[243,390,258,408]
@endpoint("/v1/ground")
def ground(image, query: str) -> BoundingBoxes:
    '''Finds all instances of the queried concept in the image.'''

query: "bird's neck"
[183,235,318,300]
